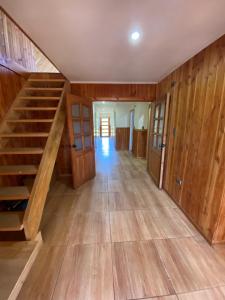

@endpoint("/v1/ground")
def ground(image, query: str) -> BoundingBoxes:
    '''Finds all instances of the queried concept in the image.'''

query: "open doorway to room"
[93,102,116,138]
[93,101,150,160]
[100,113,111,137]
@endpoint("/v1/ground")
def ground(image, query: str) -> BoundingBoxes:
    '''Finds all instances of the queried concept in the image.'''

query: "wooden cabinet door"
[66,94,96,188]
[147,93,170,188]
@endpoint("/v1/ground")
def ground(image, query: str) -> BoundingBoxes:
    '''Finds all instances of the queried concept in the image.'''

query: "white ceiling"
[1,0,225,83]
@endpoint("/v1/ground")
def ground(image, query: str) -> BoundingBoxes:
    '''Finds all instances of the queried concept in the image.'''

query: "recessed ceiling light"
[131,31,140,41]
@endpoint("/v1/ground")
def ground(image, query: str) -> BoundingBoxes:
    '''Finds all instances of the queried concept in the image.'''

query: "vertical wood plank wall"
[0,65,25,186]
[0,65,24,121]
[132,129,147,158]
[157,34,225,243]
[0,8,58,74]
[115,128,130,150]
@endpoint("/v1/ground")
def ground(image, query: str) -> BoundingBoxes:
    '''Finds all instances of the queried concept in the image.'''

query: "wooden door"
[67,94,96,188]
[147,93,170,188]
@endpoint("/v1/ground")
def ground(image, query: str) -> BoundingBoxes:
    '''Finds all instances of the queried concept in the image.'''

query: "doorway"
[100,114,111,137]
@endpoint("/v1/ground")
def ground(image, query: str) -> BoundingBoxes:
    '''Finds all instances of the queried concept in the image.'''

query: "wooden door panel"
[71,152,85,188]
[84,150,95,181]
[67,94,95,188]
[147,93,170,188]
[148,150,161,184]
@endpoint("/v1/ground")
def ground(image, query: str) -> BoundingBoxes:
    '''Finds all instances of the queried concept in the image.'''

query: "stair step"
[19,96,60,100]
[0,147,44,155]
[28,79,65,82]
[24,87,63,91]
[6,119,54,123]
[0,165,38,175]
[0,212,24,231]
[14,107,57,111]
[0,132,49,138]
[0,186,30,200]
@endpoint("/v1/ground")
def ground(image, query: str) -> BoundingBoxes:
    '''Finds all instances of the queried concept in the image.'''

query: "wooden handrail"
[23,80,70,240]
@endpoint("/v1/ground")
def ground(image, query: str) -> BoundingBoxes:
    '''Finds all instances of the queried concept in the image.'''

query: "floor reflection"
[101,137,110,156]
[94,137,119,174]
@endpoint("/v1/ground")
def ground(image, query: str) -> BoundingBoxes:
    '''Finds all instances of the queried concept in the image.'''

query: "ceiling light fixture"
[131,31,140,41]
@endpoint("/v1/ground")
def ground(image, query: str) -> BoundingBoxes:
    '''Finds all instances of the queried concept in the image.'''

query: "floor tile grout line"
[126,293,179,300]
[152,240,177,297]
[175,283,225,296]
[108,191,117,300]
[110,243,117,300]
[49,244,68,300]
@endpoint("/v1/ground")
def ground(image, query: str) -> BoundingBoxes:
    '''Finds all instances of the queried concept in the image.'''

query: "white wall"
[93,102,150,136]
[134,103,150,129]
[115,103,133,127]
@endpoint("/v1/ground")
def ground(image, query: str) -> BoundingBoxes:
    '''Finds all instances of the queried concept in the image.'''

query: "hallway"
[18,138,225,300]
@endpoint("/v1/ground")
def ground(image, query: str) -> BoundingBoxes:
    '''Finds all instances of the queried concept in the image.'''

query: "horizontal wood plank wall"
[157,34,225,243]
[71,83,156,101]
[116,128,130,150]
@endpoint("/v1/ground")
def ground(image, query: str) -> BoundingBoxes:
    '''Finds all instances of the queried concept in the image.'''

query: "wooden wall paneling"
[71,83,156,101]
[187,47,222,230]
[177,57,205,223]
[179,43,225,238]
[132,128,137,155]
[56,124,72,176]
[0,65,24,121]
[0,11,7,63]
[157,34,225,243]
[2,12,36,72]
[200,42,225,242]
[116,128,130,150]
[212,129,225,242]
[132,129,147,158]
[0,8,59,75]
[33,47,59,73]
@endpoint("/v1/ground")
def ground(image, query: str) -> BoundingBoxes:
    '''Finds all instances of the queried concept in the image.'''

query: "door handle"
[160,143,166,149]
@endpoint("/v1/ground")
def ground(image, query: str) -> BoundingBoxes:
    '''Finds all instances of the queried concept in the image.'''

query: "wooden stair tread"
[0,186,30,200]
[6,119,54,123]
[0,212,24,231]
[14,107,57,111]
[0,132,49,137]
[0,147,44,155]
[0,165,38,175]
[24,88,63,91]
[19,96,60,100]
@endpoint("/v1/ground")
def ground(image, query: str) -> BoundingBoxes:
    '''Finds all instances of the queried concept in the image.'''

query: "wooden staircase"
[0,73,68,240]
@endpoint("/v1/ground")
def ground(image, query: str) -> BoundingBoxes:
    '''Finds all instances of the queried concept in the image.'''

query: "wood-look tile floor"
[18,137,225,300]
